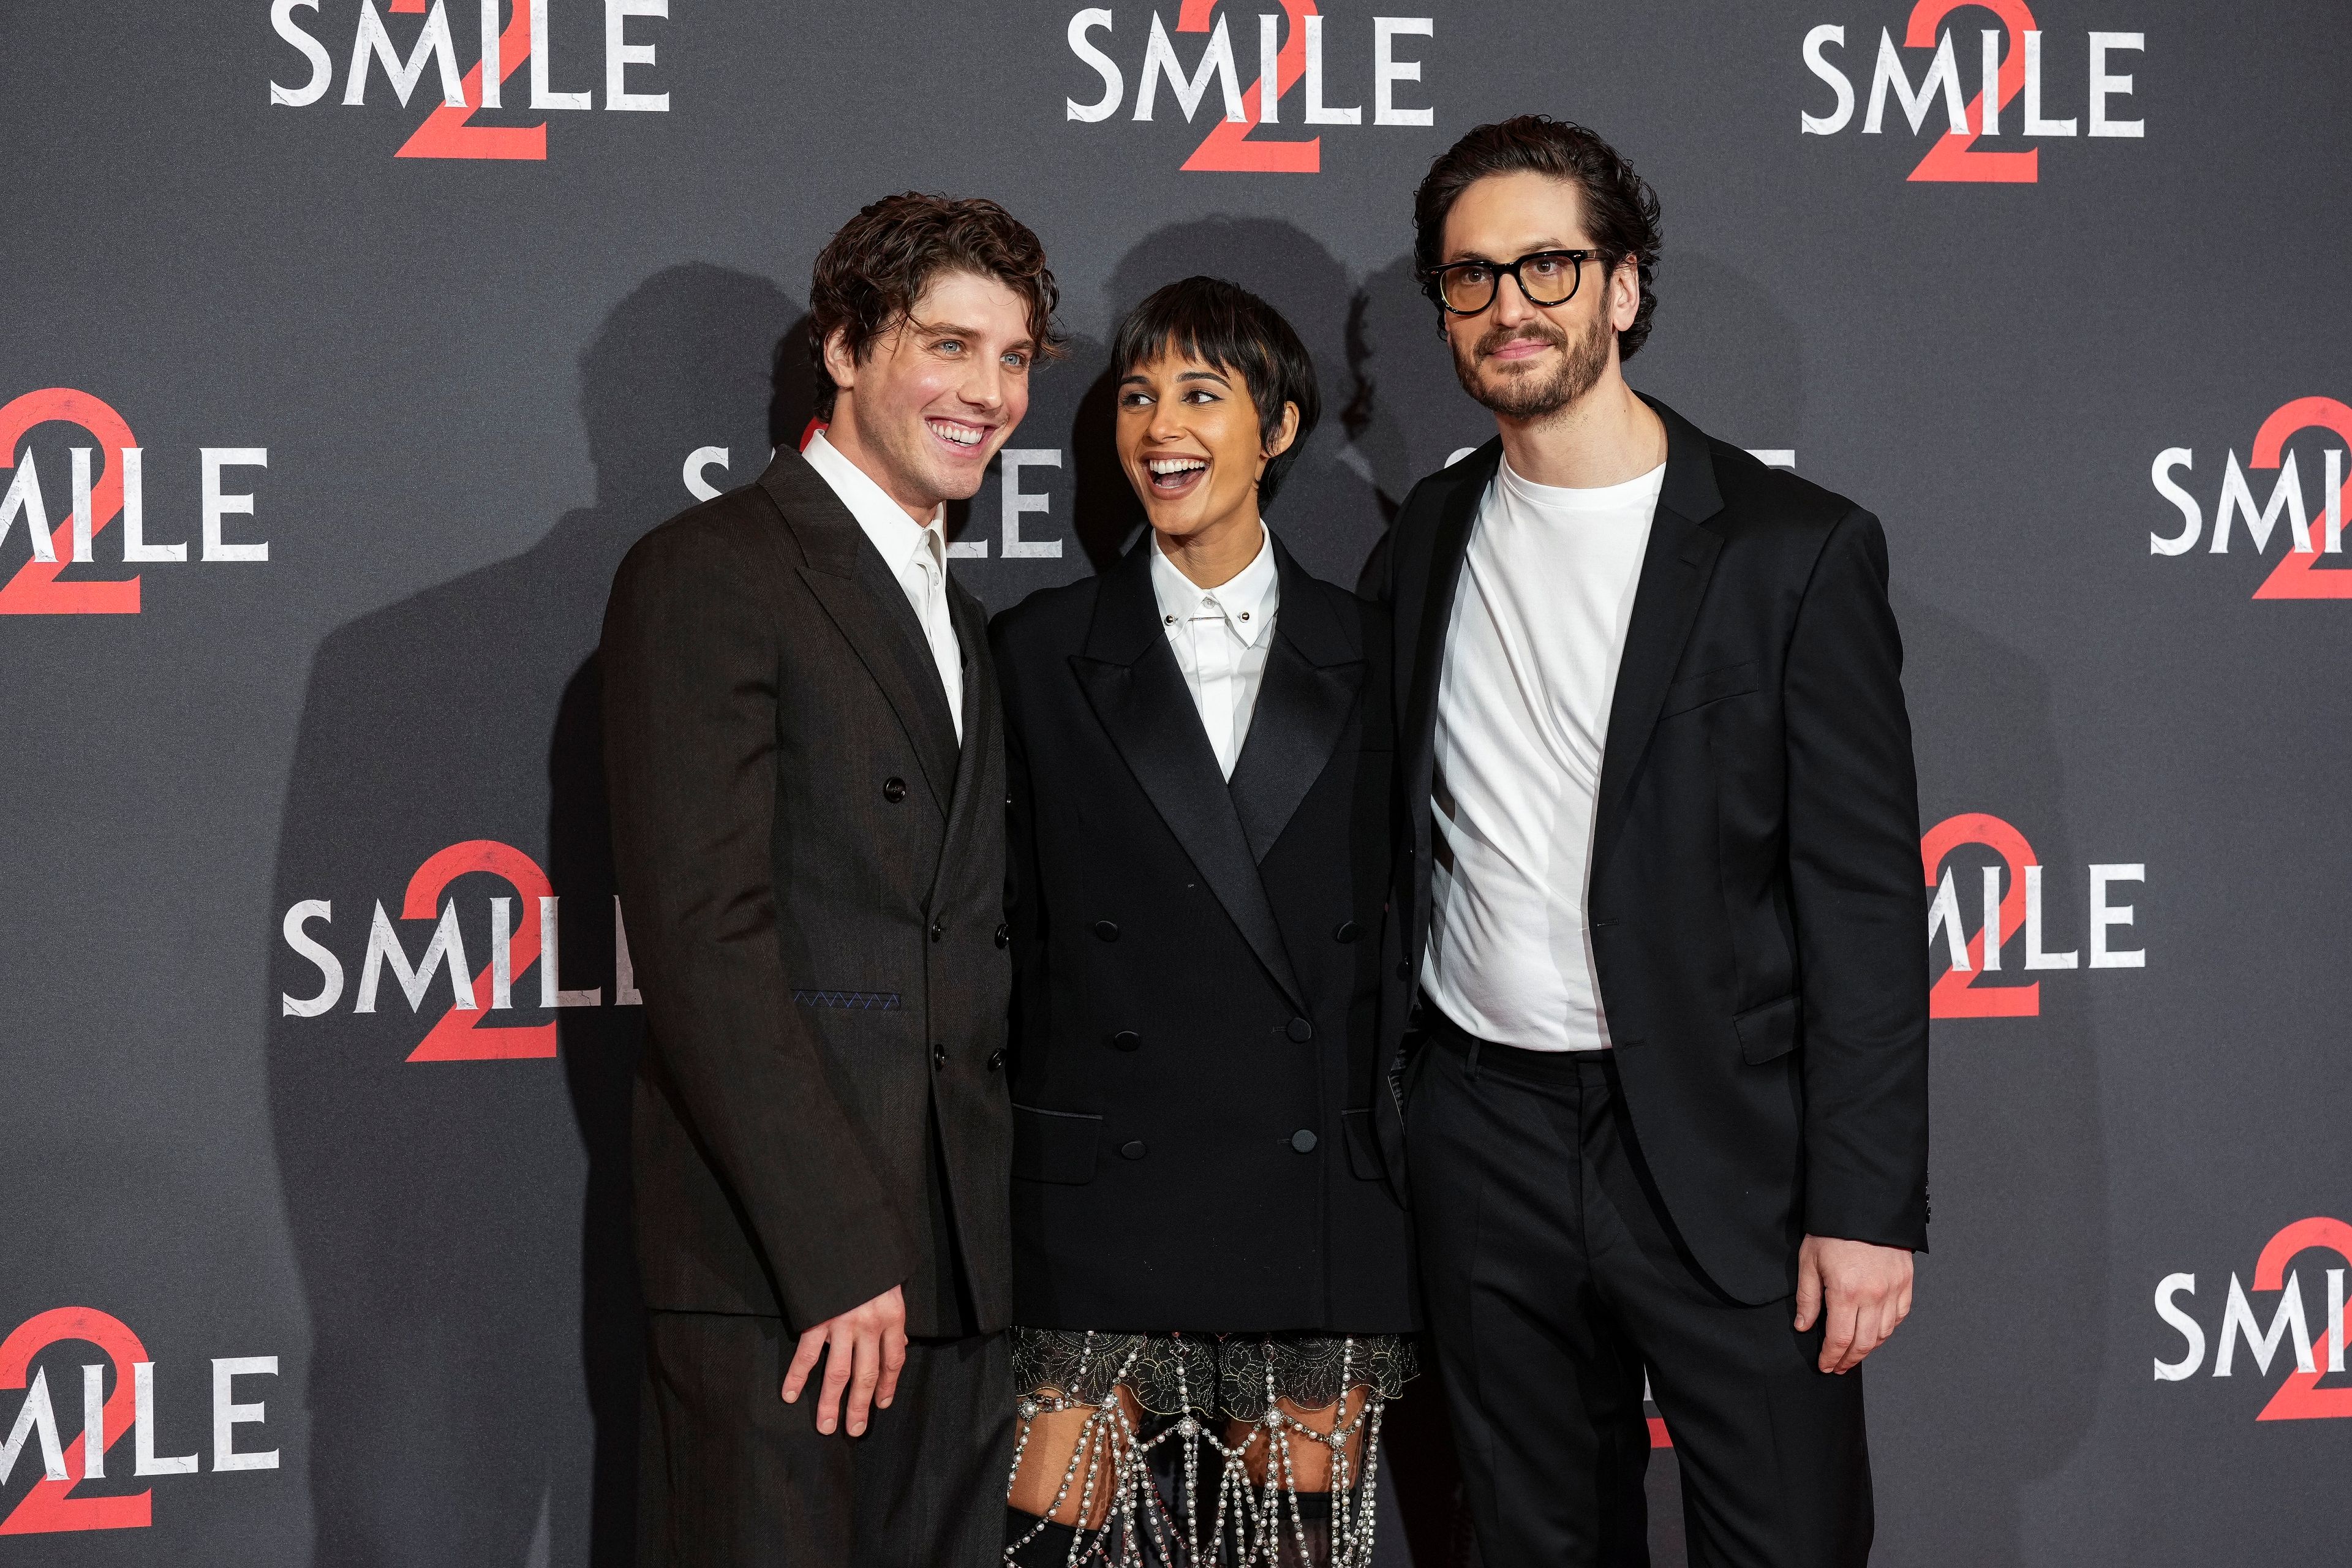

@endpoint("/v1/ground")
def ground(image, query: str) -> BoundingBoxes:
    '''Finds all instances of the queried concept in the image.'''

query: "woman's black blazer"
[990,533,1414,1333]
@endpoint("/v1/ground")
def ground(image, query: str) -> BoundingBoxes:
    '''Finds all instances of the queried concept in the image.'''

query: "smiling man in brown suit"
[600,194,1060,1566]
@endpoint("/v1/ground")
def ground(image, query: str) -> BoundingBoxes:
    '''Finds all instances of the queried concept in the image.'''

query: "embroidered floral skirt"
[1006,1327,1417,1567]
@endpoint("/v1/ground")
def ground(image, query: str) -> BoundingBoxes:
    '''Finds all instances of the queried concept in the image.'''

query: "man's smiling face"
[824,269,1037,518]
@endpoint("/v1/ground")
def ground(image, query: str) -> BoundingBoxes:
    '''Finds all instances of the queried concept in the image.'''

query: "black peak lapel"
[1071,542,1307,1012]
[1400,442,1500,821]
[759,447,961,812]
[924,579,995,913]
[1591,398,1727,880]
[1228,539,1362,862]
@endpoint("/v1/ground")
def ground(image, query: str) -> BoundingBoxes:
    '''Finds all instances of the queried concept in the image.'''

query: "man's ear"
[1611,260,1642,333]
[821,325,859,395]
[1262,401,1302,462]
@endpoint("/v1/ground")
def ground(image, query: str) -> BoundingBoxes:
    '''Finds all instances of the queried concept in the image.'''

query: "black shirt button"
[1334,921,1361,943]
[930,920,944,943]
[986,1048,1005,1072]
[1120,1140,1148,1161]
[883,777,907,802]
[995,924,1010,949]
[1291,1129,1317,1154]
[1093,920,1120,942]
[1286,1017,1314,1043]
[932,1044,948,1069]
[1111,1030,1142,1052]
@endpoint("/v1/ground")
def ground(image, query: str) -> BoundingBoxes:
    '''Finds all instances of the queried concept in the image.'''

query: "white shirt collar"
[802,429,944,574]
[1148,525,1279,649]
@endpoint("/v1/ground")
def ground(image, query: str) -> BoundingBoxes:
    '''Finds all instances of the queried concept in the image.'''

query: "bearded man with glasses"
[1366,116,1930,1565]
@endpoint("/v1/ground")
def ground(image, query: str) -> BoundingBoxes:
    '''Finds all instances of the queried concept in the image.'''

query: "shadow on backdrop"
[1880,589,2108,1568]
[265,263,804,1568]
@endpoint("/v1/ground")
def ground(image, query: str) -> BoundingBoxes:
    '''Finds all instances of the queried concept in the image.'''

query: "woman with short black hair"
[989,276,1415,1566]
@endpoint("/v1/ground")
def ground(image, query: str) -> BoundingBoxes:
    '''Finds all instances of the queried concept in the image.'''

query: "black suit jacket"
[601,447,1012,1339]
[991,534,1415,1333]
[1375,397,1929,1305]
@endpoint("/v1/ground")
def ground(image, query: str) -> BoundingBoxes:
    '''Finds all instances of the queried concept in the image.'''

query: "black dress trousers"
[636,1312,1013,1567]
[1407,1022,1872,1567]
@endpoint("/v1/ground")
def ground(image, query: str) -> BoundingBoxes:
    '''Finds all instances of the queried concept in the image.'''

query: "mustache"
[1475,321,1569,360]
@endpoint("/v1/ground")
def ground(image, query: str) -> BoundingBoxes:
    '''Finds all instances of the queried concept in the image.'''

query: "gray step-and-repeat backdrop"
[5,2,2346,1563]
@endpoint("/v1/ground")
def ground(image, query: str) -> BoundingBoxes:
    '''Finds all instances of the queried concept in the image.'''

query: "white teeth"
[1148,457,1207,475]
[929,420,984,447]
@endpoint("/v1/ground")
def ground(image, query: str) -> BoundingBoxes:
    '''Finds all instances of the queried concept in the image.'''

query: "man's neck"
[1494,372,1667,491]
[821,407,938,527]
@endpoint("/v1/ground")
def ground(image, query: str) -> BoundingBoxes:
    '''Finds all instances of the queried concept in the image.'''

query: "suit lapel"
[759,448,961,813]
[1227,540,1362,862]
[1072,542,1307,1012]
[924,579,994,911]
[1400,443,1499,840]
[1590,398,1726,880]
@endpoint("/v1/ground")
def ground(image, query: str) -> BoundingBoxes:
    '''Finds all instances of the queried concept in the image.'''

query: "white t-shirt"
[1421,457,1665,1051]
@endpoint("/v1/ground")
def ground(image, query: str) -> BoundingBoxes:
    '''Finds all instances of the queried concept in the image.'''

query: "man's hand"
[1793,1236,1913,1374]
[781,1284,907,1436]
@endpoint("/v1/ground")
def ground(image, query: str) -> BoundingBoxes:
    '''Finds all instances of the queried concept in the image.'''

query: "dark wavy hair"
[1109,276,1321,507]
[1412,116,1664,360]
[807,192,1065,416]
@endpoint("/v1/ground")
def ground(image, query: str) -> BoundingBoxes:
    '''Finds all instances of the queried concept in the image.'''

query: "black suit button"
[1291,1129,1317,1154]
[932,1044,949,1069]
[987,1048,1005,1072]
[883,777,907,803]
[1093,920,1120,942]
[1286,1017,1314,1043]
[1334,921,1361,944]
[1120,1140,1148,1161]
[931,920,944,943]
[1111,1030,1141,1052]
[1396,962,1412,981]
[995,923,1010,949]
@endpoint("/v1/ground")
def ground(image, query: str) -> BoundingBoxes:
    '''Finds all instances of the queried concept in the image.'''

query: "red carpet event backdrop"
[4,2,2346,1563]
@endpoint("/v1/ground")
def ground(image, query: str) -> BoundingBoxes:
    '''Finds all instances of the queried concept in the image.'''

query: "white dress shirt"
[802,431,963,742]
[1148,526,1279,779]
[1422,458,1665,1051]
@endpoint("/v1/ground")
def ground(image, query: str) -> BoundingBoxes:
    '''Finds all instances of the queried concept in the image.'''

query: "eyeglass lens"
[1440,253,1585,314]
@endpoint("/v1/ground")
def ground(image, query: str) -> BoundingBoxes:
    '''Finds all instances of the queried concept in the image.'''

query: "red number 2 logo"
[0,1309,152,1536]
[1904,0,2040,184]
[1921,813,2040,1019]
[0,390,141,616]
[2251,1217,2352,1421]
[403,840,560,1061]
[2249,398,2352,601]
[1178,0,1321,173]
[392,0,545,160]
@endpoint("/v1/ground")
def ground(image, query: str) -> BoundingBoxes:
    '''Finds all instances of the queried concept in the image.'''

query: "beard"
[1450,305,1615,421]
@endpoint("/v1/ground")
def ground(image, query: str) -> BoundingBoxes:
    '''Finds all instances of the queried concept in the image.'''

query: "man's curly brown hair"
[807,193,1065,417]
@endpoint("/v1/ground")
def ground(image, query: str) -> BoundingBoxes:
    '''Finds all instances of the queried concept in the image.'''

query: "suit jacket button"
[1334,921,1361,943]
[883,777,907,803]
[932,1044,948,1069]
[986,1048,1005,1072]
[1290,1129,1317,1154]
[1120,1140,1148,1160]
[1396,962,1412,981]
[930,920,944,943]
[995,924,1010,949]
[1111,1030,1141,1052]
[1286,1017,1314,1043]
[1093,920,1120,942]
